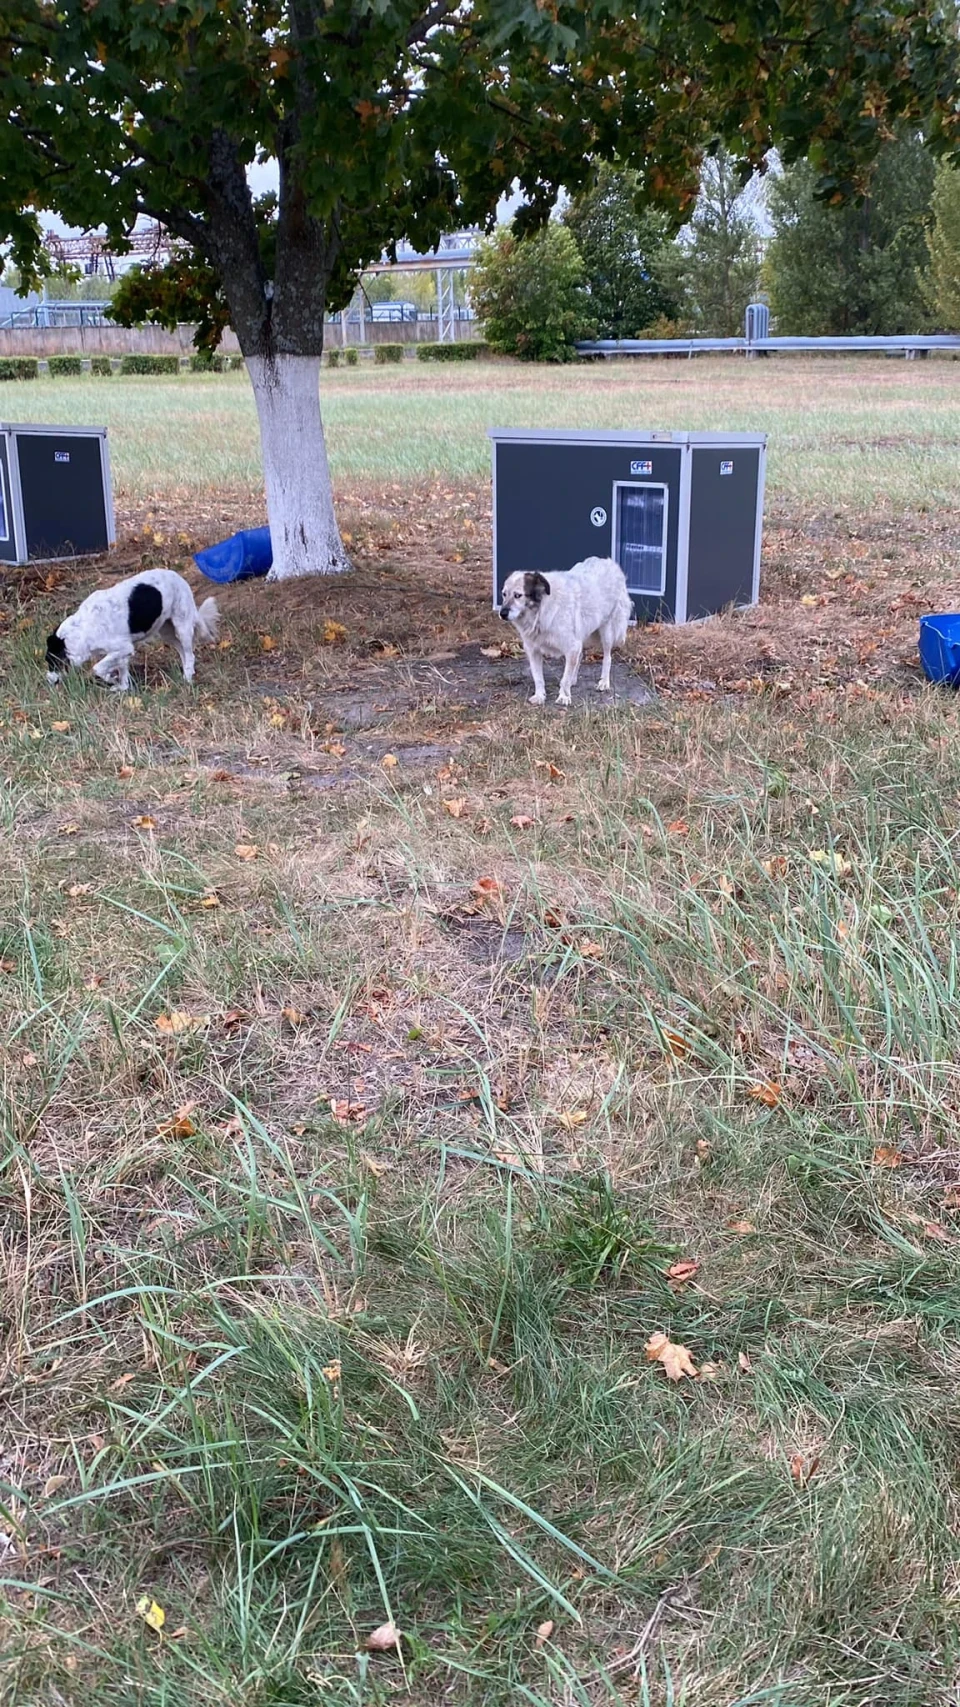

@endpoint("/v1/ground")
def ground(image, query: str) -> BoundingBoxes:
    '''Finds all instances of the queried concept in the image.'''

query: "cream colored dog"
[499,557,633,706]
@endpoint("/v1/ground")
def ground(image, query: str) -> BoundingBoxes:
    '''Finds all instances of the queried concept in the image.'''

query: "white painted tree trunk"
[246,354,349,580]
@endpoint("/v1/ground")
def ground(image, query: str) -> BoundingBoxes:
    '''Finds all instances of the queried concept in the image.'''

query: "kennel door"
[612,482,668,597]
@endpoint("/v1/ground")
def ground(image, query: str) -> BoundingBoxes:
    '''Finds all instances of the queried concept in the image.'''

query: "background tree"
[922,161,960,330]
[563,165,678,339]
[3,3,958,580]
[654,151,761,337]
[766,137,936,334]
[471,224,593,361]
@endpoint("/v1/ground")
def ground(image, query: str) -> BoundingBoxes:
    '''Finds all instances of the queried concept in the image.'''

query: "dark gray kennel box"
[0,423,115,566]
[489,428,767,623]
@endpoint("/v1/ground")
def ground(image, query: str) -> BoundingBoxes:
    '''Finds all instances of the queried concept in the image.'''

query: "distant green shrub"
[119,353,180,375]
[90,356,114,376]
[416,340,489,361]
[344,347,359,367]
[374,343,404,364]
[189,351,225,372]
[228,354,245,370]
[326,348,341,368]
[48,354,83,376]
[0,357,39,381]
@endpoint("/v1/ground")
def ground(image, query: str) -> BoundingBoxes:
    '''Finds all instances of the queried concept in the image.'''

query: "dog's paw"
[597,679,611,692]
[557,692,572,708]
[529,692,546,706]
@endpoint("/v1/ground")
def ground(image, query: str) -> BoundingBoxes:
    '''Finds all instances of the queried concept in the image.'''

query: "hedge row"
[119,354,181,375]
[0,357,39,381]
[48,354,83,376]
[416,341,489,361]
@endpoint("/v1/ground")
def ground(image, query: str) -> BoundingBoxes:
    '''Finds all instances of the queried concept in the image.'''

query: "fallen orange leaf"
[645,1331,698,1382]
[662,1028,689,1059]
[725,1219,756,1234]
[664,1259,699,1286]
[748,1080,782,1108]
[535,1619,555,1648]
[667,819,689,836]
[382,753,399,769]
[443,798,467,819]
[133,814,156,830]
[155,1102,197,1139]
[235,844,259,861]
[790,1452,820,1487]
[155,1012,210,1036]
[472,876,503,899]
[872,1145,903,1169]
[259,634,277,651]
[511,813,535,829]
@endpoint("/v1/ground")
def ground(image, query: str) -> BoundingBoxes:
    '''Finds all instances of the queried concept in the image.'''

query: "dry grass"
[3,360,960,1706]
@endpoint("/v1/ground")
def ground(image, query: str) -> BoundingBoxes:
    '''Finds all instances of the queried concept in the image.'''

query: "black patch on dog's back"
[46,633,67,669]
[524,572,550,605]
[128,582,164,635]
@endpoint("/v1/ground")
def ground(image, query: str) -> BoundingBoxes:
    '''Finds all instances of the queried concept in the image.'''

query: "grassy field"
[3,358,960,1707]
[7,355,960,510]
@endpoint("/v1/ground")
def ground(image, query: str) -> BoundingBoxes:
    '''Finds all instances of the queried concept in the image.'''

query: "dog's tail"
[194,596,220,643]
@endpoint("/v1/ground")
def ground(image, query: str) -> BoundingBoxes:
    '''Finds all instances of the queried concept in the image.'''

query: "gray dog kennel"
[489,427,767,623]
[0,422,115,566]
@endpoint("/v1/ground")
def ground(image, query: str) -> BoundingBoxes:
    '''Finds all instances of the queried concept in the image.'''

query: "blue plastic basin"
[194,526,272,584]
[919,614,960,687]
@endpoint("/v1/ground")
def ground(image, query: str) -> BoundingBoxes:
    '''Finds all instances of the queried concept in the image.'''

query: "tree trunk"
[246,354,350,580]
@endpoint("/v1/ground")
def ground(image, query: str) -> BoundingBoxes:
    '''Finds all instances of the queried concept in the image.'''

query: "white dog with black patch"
[499,557,633,706]
[46,569,219,691]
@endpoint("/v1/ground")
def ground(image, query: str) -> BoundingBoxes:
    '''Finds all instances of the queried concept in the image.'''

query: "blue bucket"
[194,526,272,584]
[919,614,960,687]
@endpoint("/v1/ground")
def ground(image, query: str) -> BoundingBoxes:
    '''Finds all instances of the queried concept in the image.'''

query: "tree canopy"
[654,151,761,337]
[4,0,959,357]
[564,165,678,339]
[923,161,960,330]
[766,137,937,334]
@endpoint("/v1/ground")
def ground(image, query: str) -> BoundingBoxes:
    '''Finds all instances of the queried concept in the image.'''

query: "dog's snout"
[499,605,511,621]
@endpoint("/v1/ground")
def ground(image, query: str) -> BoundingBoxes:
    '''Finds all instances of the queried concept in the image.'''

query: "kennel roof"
[487,428,768,446]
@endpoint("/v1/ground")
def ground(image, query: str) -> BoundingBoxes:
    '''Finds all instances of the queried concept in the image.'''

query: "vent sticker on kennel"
[720,459,734,476]
[590,506,607,528]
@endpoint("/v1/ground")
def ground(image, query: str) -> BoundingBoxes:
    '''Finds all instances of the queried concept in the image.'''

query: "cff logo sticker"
[54,451,70,463]
[590,506,608,528]
[630,459,653,475]
[719,459,734,476]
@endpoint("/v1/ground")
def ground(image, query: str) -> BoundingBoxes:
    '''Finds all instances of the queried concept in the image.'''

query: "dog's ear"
[524,572,550,605]
[46,633,67,668]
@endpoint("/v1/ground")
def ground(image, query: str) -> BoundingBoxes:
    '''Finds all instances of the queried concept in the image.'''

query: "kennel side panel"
[14,428,111,561]
[686,446,762,619]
